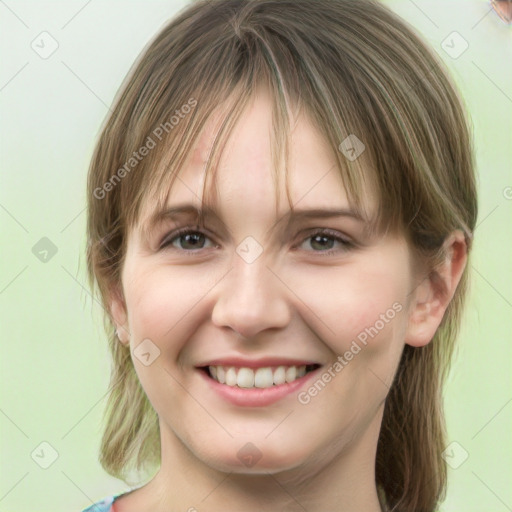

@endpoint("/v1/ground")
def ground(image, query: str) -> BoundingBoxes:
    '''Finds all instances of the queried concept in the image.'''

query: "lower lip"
[197,367,322,407]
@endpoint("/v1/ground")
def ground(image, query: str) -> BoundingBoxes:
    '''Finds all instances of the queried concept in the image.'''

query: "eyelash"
[158,226,355,257]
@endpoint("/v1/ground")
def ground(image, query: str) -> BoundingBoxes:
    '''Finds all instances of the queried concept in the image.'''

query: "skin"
[109,87,467,512]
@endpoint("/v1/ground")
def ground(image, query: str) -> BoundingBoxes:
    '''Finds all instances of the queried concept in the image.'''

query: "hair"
[85,1,478,510]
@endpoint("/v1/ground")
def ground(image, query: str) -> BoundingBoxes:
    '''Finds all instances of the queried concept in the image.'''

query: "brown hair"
[86,1,478,510]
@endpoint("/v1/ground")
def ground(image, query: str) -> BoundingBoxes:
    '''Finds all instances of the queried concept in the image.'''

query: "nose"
[211,253,291,340]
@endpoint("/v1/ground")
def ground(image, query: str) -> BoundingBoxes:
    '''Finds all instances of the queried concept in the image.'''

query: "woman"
[83,0,477,510]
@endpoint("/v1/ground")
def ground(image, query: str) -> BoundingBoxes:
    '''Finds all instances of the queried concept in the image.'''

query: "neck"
[142,406,385,512]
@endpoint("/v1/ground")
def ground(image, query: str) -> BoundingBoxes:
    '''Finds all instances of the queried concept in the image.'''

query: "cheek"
[123,264,218,346]
[124,268,187,341]
[288,264,409,352]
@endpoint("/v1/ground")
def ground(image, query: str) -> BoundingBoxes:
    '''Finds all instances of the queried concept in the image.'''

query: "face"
[111,88,424,477]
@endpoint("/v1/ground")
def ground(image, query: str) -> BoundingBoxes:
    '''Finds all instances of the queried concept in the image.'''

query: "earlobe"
[405,230,468,348]
[109,284,130,345]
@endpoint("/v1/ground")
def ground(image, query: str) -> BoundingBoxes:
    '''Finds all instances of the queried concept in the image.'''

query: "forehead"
[137,87,376,230]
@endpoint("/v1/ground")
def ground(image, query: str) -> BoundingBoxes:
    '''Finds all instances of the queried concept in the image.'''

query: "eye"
[159,228,216,252]
[297,229,354,255]
[159,227,354,256]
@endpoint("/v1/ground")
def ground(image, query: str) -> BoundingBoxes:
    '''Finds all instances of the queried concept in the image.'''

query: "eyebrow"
[140,204,371,243]
[141,203,367,238]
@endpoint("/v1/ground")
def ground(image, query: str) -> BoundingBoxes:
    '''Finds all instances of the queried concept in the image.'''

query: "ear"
[109,283,130,345]
[405,230,468,348]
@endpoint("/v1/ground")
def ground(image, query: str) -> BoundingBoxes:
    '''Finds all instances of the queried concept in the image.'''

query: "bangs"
[120,23,384,240]
[97,0,476,259]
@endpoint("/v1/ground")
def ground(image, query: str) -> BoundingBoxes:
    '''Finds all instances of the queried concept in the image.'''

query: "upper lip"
[197,357,323,369]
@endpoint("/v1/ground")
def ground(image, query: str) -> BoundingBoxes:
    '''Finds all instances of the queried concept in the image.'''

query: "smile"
[203,364,321,389]
[197,362,323,407]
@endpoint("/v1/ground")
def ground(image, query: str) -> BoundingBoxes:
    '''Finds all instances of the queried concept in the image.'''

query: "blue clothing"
[81,491,129,512]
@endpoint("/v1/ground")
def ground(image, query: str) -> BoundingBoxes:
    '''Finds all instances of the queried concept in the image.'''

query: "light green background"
[1,1,511,511]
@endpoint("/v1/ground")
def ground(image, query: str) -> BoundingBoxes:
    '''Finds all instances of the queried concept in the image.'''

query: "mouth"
[198,363,322,389]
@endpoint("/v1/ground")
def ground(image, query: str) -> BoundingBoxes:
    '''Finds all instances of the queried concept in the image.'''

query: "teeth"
[237,367,254,388]
[285,366,297,383]
[273,366,286,385]
[255,367,273,388]
[225,367,237,386]
[207,364,312,389]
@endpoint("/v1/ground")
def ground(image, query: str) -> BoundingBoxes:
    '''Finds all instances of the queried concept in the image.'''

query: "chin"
[196,437,312,475]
